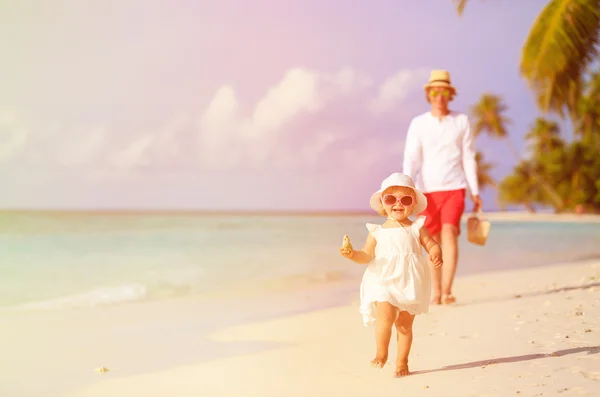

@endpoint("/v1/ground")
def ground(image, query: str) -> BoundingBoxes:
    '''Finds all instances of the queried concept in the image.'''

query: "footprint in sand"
[580,371,600,381]
[576,353,600,362]
[557,386,590,394]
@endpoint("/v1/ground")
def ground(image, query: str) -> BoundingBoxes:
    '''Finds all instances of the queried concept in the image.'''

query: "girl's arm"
[346,234,376,264]
[419,227,441,255]
[419,227,443,267]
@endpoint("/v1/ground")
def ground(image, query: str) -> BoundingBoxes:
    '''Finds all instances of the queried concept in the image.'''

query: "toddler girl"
[339,172,442,377]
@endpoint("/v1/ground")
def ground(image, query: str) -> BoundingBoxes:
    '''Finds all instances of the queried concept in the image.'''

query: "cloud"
[58,126,107,166]
[108,113,193,177]
[0,107,29,162]
[244,67,372,139]
[248,68,323,138]
[193,66,374,170]
[198,85,244,169]
[111,134,153,170]
[2,66,427,178]
[368,68,429,114]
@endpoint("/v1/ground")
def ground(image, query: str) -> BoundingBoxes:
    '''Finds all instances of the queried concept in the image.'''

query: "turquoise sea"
[1,212,600,312]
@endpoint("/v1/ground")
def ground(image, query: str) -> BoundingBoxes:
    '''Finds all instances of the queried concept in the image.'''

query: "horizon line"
[0,208,377,216]
[0,207,514,216]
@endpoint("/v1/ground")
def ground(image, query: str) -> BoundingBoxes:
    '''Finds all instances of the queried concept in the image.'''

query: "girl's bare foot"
[370,355,387,368]
[430,295,441,305]
[394,360,410,377]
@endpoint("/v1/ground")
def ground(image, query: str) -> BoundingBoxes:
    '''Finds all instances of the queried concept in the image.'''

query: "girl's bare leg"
[394,310,415,377]
[371,302,397,368]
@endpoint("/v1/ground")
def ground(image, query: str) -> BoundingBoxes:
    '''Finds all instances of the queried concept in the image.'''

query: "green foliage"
[456,0,600,213]
[498,161,543,212]
[457,0,600,116]
[525,118,563,154]
[475,151,496,191]
[454,0,468,16]
[521,0,600,115]
[499,119,600,213]
[470,94,510,139]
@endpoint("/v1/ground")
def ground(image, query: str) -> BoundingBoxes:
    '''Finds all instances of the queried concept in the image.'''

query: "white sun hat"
[369,173,428,215]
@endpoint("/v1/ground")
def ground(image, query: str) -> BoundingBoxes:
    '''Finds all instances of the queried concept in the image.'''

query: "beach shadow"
[456,281,600,307]
[411,345,600,375]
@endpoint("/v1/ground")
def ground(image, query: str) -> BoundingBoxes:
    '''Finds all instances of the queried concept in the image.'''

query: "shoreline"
[4,252,600,315]
[58,259,600,397]
[2,259,600,397]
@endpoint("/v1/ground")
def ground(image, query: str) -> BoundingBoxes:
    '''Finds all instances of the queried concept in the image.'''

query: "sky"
[0,0,556,212]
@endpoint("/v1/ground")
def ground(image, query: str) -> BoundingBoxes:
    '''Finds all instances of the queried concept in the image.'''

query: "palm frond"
[575,69,600,149]
[520,0,600,115]
[454,0,468,16]
[583,68,600,102]
[475,151,496,190]
[470,93,511,138]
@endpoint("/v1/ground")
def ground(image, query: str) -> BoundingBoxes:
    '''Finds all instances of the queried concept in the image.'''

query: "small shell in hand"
[341,235,353,252]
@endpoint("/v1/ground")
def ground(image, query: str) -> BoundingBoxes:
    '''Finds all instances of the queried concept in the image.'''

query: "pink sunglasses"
[382,194,414,207]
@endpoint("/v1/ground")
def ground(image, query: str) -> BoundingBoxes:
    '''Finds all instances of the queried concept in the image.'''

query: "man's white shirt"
[402,111,479,196]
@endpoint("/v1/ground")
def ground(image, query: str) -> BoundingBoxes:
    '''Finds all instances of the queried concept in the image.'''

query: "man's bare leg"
[429,233,442,304]
[440,224,459,303]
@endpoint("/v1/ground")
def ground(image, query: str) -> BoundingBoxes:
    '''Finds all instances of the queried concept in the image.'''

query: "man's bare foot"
[442,294,456,304]
[394,360,410,377]
[370,355,387,368]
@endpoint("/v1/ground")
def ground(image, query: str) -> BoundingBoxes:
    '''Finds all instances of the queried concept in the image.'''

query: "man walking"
[402,69,481,305]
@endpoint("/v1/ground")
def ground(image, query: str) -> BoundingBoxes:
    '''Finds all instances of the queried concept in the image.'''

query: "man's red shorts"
[418,188,466,236]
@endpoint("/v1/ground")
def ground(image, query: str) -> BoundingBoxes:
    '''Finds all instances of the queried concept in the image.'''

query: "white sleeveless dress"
[359,216,431,326]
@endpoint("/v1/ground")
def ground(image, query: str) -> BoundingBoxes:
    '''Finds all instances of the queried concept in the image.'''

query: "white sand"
[23,259,595,397]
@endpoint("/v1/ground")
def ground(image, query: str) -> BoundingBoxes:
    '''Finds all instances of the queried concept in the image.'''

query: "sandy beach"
[2,258,596,397]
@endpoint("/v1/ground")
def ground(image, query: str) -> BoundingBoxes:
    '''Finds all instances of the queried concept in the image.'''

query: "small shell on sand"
[95,367,110,373]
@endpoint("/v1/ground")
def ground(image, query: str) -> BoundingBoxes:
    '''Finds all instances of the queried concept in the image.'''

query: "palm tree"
[469,93,565,209]
[475,150,496,191]
[455,0,600,116]
[562,140,600,212]
[575,70,600,149]
[471,94,511,139]
[525,117,564,154]
[520,0,600,115]
[498,160,542,213]
[456,0,600,212]
[454,0,468,16]
[470,93,519,159]
[564,141,588,208]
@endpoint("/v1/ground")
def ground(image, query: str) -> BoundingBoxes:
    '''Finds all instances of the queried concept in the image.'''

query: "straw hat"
[423,69,457,95]
[369,173,428,215]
